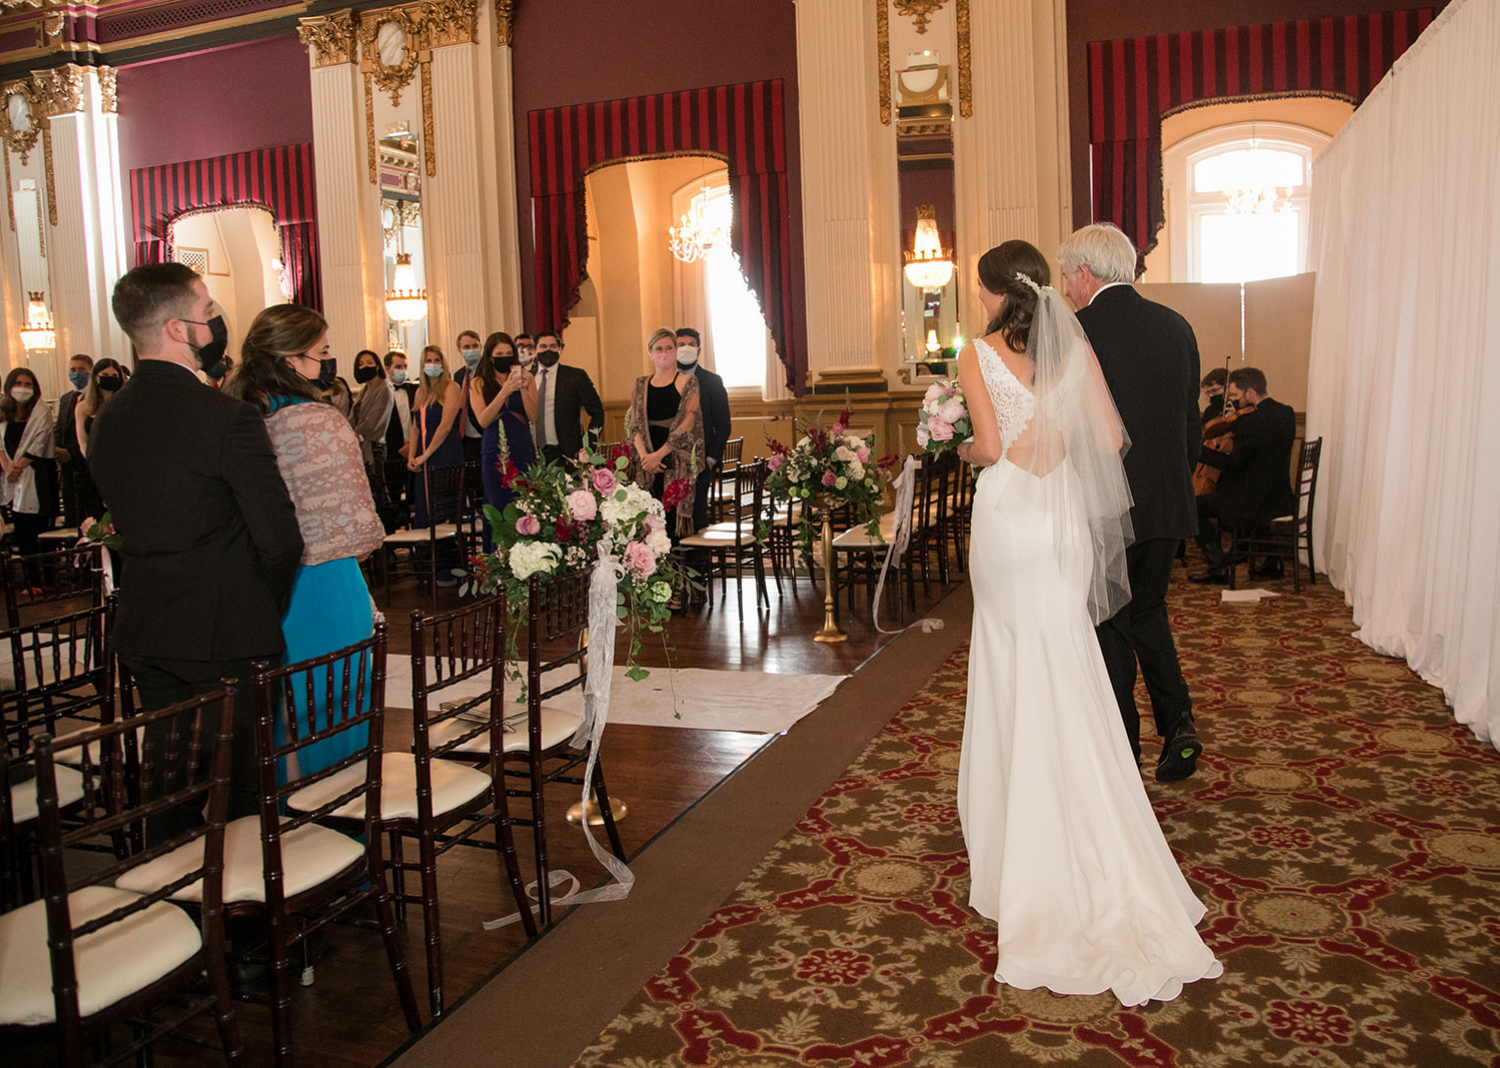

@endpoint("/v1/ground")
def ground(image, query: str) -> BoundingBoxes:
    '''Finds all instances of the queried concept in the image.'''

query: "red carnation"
[663,477,691,510]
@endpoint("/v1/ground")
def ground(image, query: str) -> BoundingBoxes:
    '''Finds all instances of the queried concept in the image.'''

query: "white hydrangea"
[843,435,864,450]
[646,529,672,555]
[848,460,865,482]
[509,541,561,580]
[600,485,652,528]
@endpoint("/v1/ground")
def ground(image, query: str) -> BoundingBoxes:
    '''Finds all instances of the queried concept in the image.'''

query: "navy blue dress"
[480,391,536,549]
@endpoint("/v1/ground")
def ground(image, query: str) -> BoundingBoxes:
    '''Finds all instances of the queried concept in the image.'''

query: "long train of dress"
[957,342,1221,1006]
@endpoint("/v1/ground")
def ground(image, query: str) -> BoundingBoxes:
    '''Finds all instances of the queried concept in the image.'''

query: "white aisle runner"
[382,661,846,736]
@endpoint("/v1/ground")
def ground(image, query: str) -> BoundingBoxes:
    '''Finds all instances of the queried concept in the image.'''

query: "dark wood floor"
[127,561,961,1068]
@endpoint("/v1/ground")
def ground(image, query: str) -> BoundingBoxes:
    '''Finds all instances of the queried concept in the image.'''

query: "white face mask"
[460,348,481,366]
[10,386,34,404]
[676,345,699,366]
[389,368,408,385]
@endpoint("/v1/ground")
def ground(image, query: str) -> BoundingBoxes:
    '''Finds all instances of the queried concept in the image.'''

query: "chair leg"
[528,766,551,927]
[266,917,295,1067]
[590,759,627,861]
[417,829,444,1019]
[205,941,245,1063]
[388,830,408,923]
[369,857,423,1032]
[492,787,537,939]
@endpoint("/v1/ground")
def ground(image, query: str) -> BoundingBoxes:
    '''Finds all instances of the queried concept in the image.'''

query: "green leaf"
[625,665,649,682]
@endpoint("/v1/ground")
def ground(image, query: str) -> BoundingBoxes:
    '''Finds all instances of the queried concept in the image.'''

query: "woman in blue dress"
[407,344,466,528]
[468,332,537,548]
[223,304,385,777]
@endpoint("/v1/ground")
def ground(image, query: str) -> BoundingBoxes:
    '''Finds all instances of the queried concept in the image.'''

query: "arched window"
[1156,118,1334,284]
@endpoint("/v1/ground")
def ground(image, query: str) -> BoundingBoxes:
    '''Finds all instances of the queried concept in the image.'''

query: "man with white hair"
[1059,223,1204,782]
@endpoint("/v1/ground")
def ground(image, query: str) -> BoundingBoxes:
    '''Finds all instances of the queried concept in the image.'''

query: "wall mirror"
[11,176,58,396]
[379,122,426,354]
[897,49,958,381]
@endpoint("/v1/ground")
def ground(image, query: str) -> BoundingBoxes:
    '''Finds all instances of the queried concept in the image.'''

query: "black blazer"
[1198,396,1297,528]
[692,366,732,467]
[88,360,303,663]
[537,363,605,457]
[1076,286,1203,542]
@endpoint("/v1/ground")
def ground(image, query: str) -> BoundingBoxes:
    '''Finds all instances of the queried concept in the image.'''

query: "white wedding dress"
[957,336,1222,1006]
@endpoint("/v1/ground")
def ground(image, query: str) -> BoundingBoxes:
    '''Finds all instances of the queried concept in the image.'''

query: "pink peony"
[516,514,542,536]
[938,398,967,425]
[623,540,657,577]
[923,382,944,405]
[643,513,665,535]
[928,418,955,442]
[856,447,870,464]
[829,423,844,436]
[767,453,783,472]
[821,470,838,487]
[592,467,618,494]
[566,489,598,522]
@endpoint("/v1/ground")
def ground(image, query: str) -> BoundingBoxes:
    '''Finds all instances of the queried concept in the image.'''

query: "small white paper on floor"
[1221,588,1279,604]
[383,660,846,735]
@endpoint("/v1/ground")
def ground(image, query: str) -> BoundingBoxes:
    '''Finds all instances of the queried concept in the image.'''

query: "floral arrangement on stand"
[916,379,971,455]
[460,445,695,681]
[763,404,893,573]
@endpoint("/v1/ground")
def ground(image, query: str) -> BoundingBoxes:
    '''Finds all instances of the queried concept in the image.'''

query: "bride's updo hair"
[978,240,1051,355]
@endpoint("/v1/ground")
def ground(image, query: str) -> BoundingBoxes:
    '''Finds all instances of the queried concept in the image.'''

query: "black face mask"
[189,315,229,379]
[354,365,379,384]
[96,375,122,392]
[317,358,338,388]
[536,351,561,368]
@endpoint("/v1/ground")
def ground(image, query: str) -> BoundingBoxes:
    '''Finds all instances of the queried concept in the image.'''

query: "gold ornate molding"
[956,0,971,118]
[364,69,377,184]
[3,150,12,231]
[876,0,891,126]
[41,123,55,225]
[893,0,945,34]
[422,0,478,47]
[359,8,424,106]
[298,10,358,67]
[495,0,513,46]
[420,59,435,177]
[98,66,116,113]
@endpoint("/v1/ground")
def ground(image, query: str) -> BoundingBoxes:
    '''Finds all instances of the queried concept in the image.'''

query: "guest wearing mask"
[469,332,537,536]
[408,346,465,587]
[73,358,127,523]
[629,328,703,539]
[674,327,732,531]
[452,329,485,466]
[531,331,605,464]
[0,368,56,556]
[311,356,353,421]
[381,350,415,530]
[223,304,385,776]
[515,333,537,370]
[54,353,93,528]
[350,349,394,508]
[1200,367,1228,424]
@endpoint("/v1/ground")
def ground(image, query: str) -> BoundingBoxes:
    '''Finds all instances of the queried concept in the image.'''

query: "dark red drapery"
[1087,9,1433,264]
[129,143,321,310]
[528,79,802,392]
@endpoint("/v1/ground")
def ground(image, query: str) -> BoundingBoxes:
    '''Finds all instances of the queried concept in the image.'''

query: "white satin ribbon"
[483,547,635,930]
[873,456,918,635]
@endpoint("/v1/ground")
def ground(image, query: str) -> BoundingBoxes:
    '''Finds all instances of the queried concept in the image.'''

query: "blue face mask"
[69,370,89,390]
[389,369,408,385]
[423,364,444,379]
[460,348,481,367]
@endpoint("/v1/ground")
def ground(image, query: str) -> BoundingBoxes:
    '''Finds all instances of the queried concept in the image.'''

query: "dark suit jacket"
[691,366,732,467]
[89,360,303,663]
[537,363,605,457]
[1198,396,1297,528]
[1076,285,1202,542]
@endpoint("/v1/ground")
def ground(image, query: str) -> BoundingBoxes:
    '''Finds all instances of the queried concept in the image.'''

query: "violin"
[1194,399,1257,497]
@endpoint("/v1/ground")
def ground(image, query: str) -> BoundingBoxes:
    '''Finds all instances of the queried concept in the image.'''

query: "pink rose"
[592,467,618,494]
[856,447,870,464]
[624,540,657,577]
[767,454,783,472]
[928,418,954,442]
[566,489,598,522]
[829,423,844,436]
[516,514,541,536]
[821,471,838,487]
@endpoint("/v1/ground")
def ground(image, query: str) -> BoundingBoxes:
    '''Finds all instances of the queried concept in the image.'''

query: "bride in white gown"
[954,240,1222,1006]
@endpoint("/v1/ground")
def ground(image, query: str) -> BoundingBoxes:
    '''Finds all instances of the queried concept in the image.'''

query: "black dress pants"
[1094,538,1194,760]
[1195,494,1224,567]
[121,653,269,845]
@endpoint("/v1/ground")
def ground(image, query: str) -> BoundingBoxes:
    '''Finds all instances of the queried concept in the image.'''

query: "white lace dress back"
[972,336,1035,460]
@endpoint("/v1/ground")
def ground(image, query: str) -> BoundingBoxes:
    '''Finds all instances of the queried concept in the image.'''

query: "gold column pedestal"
[813,507,847,643]
[567,792,627,825]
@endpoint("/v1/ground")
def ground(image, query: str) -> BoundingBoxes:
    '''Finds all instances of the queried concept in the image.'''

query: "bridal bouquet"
[764,406,893,570]
[462,445,693,680]
[916,379,971,455]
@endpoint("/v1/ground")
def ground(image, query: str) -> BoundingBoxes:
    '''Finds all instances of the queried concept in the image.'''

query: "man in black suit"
[1061,223,1204,782]
[90,263,303,837]
[54,353,93,528]
[675,327,732,531]
[1191,366,1297,583]
[531,330,605,463]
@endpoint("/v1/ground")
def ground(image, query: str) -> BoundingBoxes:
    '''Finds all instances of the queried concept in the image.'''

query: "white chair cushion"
[0,886,201,1027]
[383,524,459,546]
[680,529,756,548]
[8,763,85,824]
[116,815,364,904]
[428,704,583,756]
[284,753,489,822]
[832,513,897,549]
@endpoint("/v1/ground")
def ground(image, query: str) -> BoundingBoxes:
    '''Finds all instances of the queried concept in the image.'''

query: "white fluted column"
[953,0,1071,312]
[795,0,900,384]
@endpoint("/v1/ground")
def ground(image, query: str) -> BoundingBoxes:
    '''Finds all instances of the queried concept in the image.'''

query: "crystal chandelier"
[19,291,55,350]
[903,206,955,292]
[1225,175,1293,216]
[668,185,729,264]
[384,253,427,323]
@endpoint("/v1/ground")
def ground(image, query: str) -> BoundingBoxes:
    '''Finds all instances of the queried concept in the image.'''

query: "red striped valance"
[528,80,801,392]
[1087,9,1433,264]
[129,143,321,311]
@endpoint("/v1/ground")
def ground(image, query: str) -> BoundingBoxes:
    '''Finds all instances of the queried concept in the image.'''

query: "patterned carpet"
[576,573,1500,1067]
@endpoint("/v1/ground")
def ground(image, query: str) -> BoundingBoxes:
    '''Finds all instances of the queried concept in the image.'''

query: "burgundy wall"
[117,34,313,232]
[1065,0,1453,231]
[510,0,802,349]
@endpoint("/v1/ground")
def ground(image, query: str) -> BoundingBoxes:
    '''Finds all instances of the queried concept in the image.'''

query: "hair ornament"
[1014,272,1043,296]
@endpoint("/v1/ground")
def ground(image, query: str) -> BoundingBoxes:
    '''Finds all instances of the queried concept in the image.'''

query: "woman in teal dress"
[224,304,386,777]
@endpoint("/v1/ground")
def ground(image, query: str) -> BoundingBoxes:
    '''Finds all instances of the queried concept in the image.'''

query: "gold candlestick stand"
[813,504,847,643]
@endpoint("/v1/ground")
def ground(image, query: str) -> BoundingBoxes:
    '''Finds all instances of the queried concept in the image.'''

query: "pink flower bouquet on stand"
[916,379,971,455]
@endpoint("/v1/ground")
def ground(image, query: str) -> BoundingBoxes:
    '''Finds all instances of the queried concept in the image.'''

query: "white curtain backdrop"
[1306,0,1500,748]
